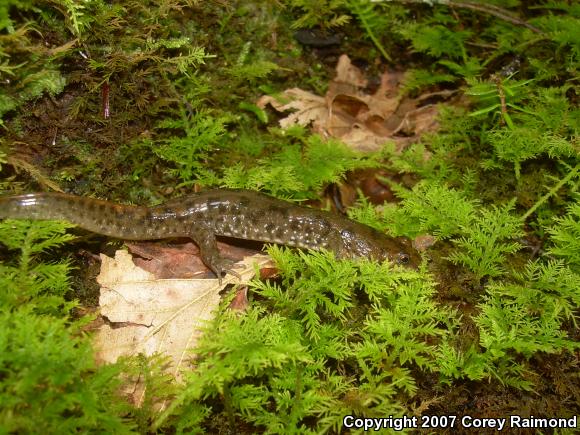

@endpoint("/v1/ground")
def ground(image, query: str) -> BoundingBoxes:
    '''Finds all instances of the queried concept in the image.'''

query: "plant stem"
[351,1,392,62]
[521,164,579,221]
[377,0,542,33]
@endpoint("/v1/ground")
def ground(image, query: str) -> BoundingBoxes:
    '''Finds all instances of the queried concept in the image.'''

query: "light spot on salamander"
[290,221,301,231]
[238,196,251,207]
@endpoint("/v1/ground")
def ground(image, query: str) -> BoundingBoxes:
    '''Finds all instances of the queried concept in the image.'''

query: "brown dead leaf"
[337,125,391,153]
[259,54,446,153]
[127,241,260,279]
[93,249,274,398]
[328,64,402,122]
[392,105,439,137]
[228,286,249,311]
[348,169,399,204]
[257,88,328,129]
[334,54,368,89]
[126,242,206,279]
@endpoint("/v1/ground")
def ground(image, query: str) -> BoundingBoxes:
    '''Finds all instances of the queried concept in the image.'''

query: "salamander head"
[374,236,420,268]
[340,223,420,268]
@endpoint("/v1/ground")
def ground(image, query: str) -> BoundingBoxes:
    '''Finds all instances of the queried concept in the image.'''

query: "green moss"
[158,249,457,432]
[0,220,132,431]
[549,201,580,272]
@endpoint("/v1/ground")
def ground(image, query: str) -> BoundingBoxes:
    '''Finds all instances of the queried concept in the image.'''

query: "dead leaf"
[334,54,367,88]
[392,105,439,137]
[127,241,260,279]
[259,54,447,153]
[337,125,391,153]
[257,88,328,129]
[228,286,249,311]
[93,250,274,392]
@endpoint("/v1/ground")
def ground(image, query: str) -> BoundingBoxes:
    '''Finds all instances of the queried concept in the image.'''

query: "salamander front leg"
[191,229,240,283]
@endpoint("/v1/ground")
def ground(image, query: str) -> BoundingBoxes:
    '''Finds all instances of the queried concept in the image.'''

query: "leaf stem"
[351,1,392,62]
[521,164,579,221]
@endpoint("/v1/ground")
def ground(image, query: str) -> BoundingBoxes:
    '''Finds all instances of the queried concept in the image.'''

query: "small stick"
[450,1,542,33]
[374,0,543,34]
[522,164,579,221]
[493,75,507,125]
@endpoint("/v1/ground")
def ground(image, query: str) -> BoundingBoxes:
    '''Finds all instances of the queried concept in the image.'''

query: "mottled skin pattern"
[0,189,419,278]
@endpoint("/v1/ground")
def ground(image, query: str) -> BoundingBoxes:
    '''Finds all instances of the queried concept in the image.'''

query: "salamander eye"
[396,253,410,264]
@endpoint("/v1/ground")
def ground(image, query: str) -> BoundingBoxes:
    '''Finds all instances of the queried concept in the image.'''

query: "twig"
[7,153,65,193]
[450,1,542,33]
[353,1,393,61]
[521,164,579,221]
[374,0,543,34]
[493,75,507,125]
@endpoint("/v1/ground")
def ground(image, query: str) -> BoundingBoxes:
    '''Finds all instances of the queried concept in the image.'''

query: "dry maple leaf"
[126,240,260,279]
[259,54,447,153]
[93,250,274,391]
[257,88,328,130]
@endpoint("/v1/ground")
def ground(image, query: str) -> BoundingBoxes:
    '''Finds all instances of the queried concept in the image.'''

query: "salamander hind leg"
[191,228,240,283]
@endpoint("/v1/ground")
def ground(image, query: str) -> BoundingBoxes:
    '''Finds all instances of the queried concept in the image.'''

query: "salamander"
[0,189,418,278]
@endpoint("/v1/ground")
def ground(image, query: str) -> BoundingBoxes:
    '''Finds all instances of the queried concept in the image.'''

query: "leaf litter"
[93,247,274,390]
[258,54,452,153]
